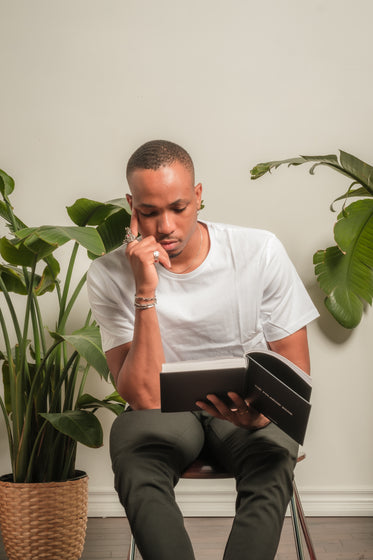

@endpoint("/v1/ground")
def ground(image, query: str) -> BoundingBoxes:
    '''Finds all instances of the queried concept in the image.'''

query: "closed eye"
[138,210,158,218]
[137,203,188,217]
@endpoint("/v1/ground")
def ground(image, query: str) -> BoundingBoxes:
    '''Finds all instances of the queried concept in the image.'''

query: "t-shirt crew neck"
[157,220,214,280]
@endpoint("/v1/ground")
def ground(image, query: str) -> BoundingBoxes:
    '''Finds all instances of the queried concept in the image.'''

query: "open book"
[160,349,312,445]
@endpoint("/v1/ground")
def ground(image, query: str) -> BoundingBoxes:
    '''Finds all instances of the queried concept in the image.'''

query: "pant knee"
[110,409,204,471]
[109,409,205,503]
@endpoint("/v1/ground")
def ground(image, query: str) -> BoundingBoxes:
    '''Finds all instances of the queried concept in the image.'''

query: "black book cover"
[160,350,312,444]
[244,352,311,444]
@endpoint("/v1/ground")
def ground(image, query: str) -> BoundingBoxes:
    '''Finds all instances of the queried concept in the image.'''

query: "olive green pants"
[110,410,298,560]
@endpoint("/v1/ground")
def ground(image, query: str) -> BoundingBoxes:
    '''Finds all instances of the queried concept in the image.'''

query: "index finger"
[130,207,139,238]
[204,394,234,415]
[195,399,221,418]
[227,392,247,409]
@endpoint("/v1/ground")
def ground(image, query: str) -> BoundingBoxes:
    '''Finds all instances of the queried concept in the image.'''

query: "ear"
[194,183,202,209]
[126,194,133,209]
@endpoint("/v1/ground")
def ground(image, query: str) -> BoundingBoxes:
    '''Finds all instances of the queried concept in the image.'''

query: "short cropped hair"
[126,140,195,182]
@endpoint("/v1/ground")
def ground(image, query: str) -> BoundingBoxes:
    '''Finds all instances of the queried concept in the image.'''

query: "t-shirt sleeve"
[86,261,135,352]
[260,235,319,341]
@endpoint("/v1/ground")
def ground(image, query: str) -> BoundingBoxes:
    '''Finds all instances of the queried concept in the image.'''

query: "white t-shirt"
[87,221,319,361]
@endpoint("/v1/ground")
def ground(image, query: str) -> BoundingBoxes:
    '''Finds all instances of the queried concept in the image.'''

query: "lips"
[160,239,180,252]
[161,241,178,251]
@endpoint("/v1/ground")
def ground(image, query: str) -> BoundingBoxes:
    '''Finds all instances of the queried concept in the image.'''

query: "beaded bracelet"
[134,294,157,310]
[134,294,157,303]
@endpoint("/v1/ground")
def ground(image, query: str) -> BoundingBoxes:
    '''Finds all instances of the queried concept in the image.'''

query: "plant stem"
[76,362,91,404]
[23,418,49,482]
[58,272,87,334]
[0,276,22,344]
[20,257,38,378]
[30,300,41,368]
[58,242,79,325]
[0,306,19,471]
[2,192,19,233]
[60,440,77,480]
[0,387,15,474]
[14,337,63,480]
[33,295,47,357]
[63,354,80,411]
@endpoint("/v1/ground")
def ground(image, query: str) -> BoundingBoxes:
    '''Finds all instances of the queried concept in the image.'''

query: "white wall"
[0,0,372,516]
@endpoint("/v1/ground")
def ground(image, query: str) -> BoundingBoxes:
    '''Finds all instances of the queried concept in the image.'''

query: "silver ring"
[153,250,160,263]
[237,409,250,415]
[123,227,138,246]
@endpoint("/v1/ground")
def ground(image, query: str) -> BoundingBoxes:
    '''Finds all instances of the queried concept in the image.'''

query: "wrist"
[134,293,157,310]
[135,288,157,299]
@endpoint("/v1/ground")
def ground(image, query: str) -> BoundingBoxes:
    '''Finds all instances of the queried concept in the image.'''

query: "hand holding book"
[196,391,271,430]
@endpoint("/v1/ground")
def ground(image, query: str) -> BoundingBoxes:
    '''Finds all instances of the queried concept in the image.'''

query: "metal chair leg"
[293,481,318,559]
[127,534,136,560]
[290,490,305,560]
[126,479,316,559]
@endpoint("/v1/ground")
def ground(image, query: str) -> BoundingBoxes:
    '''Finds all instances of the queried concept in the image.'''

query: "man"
[87,139,319,560]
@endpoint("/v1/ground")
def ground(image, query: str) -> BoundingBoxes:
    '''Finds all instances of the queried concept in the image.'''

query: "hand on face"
[196,392,271,430]
[125,208,171,296]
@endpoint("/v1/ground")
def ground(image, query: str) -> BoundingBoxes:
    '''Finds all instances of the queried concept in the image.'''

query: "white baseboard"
[87,481,373,517]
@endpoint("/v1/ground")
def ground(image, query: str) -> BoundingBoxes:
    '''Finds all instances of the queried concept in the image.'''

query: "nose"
[157,211,175,235]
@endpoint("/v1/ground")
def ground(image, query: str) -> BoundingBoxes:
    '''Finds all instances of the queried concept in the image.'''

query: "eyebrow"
[137,198,190,209]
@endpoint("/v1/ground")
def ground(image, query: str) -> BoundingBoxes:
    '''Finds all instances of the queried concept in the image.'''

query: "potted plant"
[0,168,130,559]
[250,150,373,329]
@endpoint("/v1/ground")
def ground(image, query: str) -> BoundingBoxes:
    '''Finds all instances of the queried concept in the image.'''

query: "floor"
[1,516,372,559]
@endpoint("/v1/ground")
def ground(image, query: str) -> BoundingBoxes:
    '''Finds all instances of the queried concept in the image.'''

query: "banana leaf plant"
[250,151,373,329]
[0,169,131,482]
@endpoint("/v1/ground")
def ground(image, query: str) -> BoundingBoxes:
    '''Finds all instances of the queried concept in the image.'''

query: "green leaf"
[0,201,27,233]
[250,157,305,179]
[0,236,37,266]
[34,263,59,295]
[334,199,373,262]
[57,325,109,380]
[301,154,346,178]
[14,226,106,258]
[325,284,364,329]
[331,185,372,210]
[67,198,131,257]
[250,151,373,194]
[104,390,127,405]
[334,200,373,303]
[67,198,129,226]
[96,208,131,253]
[313,246,363,327]
[250,152,369,186]
[250,150,373,329]
[109,198,132,212]
[0,170,15,197]
[40,410,103,448]
[77,393,126,415]
[250,154,340,180]
[0,258,60,295]
[313,199,373,328]
[11,232,57,260]
[0,264,28,294]
[339,150,373,194]
[34,255,60,295]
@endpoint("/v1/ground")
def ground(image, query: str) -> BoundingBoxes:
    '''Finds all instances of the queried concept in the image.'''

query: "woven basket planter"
[0,470,88,560]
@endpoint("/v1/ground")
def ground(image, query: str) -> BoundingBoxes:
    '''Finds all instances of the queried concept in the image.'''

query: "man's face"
[127,161,202,259]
